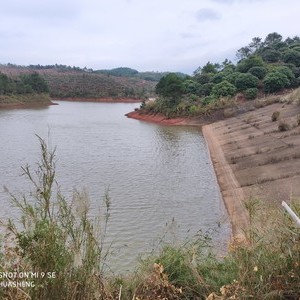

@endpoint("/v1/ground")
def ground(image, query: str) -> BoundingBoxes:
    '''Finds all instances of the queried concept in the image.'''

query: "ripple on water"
[0,101,231,274]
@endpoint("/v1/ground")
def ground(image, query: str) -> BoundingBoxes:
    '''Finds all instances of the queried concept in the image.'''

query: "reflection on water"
[0,101,231,273]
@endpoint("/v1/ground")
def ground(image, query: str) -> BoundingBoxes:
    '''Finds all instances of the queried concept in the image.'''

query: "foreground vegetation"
[143,32,300,118]
[0,138,299,299]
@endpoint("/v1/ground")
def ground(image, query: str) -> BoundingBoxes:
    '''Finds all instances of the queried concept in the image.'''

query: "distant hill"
[0,64,159,99]
[94,67,187,82]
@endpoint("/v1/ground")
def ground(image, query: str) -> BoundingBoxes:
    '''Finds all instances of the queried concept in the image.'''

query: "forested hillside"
[0,70,51,106]
[94,67,187,82]
[0,64,157,99]
[144,32,300,117]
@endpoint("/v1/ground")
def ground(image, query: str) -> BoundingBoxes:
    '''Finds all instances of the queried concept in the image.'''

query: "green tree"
[183,80,201,95]
[263,32,283,47]
[212,80,236,98]
[21,73,49,93]
[0,73,9,94]
[261,49,281,62]
[235,73,259,91]
[263,72,290,93]
[283,49,300,67]
[199,83,214,96]
[236,56,264,73]
[155,73,184,98]
[274,66,295,83]
[244,88,258,99]
[194,62,220,75]
[249,37,263,52]
[285,35,300,46]
[225,72,242,85]
[248,66,267,79]
[236,46,252,60]
[194,73,213,84]
[212,72,225,84]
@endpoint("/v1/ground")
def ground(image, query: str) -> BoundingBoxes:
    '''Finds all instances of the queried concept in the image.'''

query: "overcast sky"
[0,0,299,74]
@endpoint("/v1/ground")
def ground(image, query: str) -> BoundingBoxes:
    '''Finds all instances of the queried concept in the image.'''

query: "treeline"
[95,67,187,82]
[1,63,92,73]
[2,63,182,82]
[0,64,159,99]
[0,72,49,95]
[146,32,300,117]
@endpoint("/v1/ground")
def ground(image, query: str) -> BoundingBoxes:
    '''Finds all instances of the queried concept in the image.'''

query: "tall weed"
[0,136,113,300]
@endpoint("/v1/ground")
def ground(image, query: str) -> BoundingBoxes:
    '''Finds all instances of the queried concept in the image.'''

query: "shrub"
[244,88,258,99]
[211,72,225,84]
[283,49,300,67]
[263,71,290,93]
[273,66,296,88]
[199,82,214,96]
[225,72,242,84]
[212,80,237,98]
[235,73,259,91]
[278,119,290,131]
[194,73,213,84]
[248,66,267,79]
[271,110,280,121]
[201,95,217,105]
[183,79,201,95]
[261,49,281,62]
[236,56,264,73]
[223,108,236,118]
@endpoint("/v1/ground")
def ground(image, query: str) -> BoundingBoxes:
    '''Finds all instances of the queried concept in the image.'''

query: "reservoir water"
[0,101,231,273]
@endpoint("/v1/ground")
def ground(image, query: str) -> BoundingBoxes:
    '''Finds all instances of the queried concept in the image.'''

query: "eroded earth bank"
[203,101,300,238]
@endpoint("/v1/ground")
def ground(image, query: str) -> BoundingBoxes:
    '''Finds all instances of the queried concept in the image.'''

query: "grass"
[0,137,299,299]
[131,197,300,299]
[0,136,113,300]
[223,108,235,118]
[278,119,291,131]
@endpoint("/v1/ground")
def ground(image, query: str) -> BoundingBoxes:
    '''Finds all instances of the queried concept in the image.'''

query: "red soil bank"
[125,110,203,126]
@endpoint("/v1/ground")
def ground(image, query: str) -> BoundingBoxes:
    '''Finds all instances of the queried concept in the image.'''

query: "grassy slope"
[0,93,52,107]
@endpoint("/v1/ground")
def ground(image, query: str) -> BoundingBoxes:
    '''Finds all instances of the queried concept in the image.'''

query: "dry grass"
[223,108,236,118]
[278,119,291,131]
[271,110,280,122]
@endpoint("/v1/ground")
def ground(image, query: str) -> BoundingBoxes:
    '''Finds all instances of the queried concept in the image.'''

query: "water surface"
[0,101,231,273]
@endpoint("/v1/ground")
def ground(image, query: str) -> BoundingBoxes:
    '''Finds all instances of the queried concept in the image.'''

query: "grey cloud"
[196,8,221,22]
